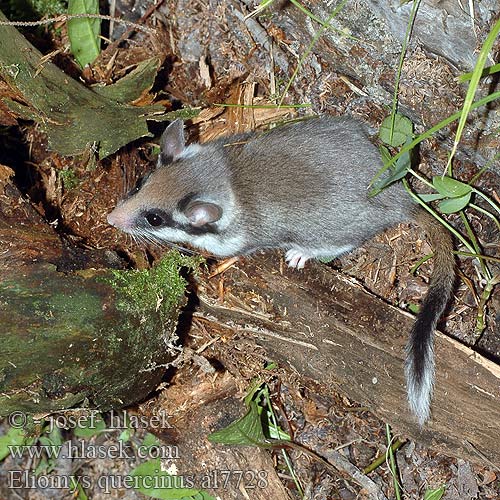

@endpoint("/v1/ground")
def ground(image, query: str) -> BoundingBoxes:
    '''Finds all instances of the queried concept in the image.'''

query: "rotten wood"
[0,9,166,159]
[155,371,294,500]
[196,253,500,467]
[0,177,184,415]
[0,166,62,269]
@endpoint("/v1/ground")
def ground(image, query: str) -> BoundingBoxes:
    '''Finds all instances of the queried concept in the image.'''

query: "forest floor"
[0,0,499,499]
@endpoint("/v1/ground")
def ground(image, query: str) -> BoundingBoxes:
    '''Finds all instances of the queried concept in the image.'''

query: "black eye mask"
[139,208,220,236]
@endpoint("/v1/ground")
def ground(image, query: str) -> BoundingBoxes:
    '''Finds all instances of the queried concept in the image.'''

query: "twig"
[100,0,165,56]
[273,440,389,500]
[0,13,156,34]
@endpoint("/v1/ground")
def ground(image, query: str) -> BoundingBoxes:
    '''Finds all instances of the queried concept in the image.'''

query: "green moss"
[59,168,80,191]
[107,251,202,316]
[0,255,203,414]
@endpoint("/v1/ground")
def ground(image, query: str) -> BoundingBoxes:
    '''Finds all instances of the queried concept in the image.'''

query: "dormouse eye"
[145,211,165,227]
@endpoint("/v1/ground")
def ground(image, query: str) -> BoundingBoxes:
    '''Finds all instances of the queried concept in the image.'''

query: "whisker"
[134,229,199,257]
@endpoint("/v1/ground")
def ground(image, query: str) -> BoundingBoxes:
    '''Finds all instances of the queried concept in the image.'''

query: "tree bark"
[0,10,167,158]
[197,253,500,467]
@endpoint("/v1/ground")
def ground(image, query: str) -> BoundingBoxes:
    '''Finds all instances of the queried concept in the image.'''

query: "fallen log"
[0,173,194,416]
[0,9,168,158]
[197,253,500,466]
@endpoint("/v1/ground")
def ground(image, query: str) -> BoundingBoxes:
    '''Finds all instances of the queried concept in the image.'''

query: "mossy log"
[0,258,191,416]
[0,177,194,416]
[0,10,167,158]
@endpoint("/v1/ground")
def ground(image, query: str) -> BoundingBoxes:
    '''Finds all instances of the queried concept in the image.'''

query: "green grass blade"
[444,18,500,175]
[460,211,491,279]
[470,189,500,216]
[67,0,101,68]
[362,438,405,474]
[469,203,500,230]
[279,1,348,106]
[459,62,500,82]
[455,251,500,264]
[385,424,402,500]
[388,0,421,144]
[288,0,356,38]
[469,151,500,184]
[245,0,276,19]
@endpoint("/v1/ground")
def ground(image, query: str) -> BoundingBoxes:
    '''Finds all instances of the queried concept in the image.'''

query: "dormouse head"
[107,120,235,249]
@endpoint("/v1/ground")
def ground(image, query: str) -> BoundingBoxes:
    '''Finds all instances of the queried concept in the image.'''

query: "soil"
[0,1,499,499]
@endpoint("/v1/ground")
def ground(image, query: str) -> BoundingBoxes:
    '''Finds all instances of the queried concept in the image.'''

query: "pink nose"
[107,208,132,230]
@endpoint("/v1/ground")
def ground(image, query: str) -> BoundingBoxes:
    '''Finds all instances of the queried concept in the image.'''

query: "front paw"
[285,249,310,269]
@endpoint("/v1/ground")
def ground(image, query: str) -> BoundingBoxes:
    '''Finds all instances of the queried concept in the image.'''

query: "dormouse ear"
[184,201,222,227]
[159,119,185,164]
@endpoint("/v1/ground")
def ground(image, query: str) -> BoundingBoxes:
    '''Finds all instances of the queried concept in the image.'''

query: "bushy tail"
[405,208,455,425]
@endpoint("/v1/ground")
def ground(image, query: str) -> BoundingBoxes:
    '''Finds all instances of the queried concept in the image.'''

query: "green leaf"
[131,459,200,499]
[119,429,131,442]
[34,457,51,475]
[432,176,472,198]
[74,414,106,438]
[70,477,89,500]
[408,303,420,314]
[208,401,269,446]
[371,139,412,193]
[38,436,60,449]
[67,0,101,68]
[50,425,63,442]
[420,176,473,212]
[36,426,63,473]
[424,486,446,500]
[142,432,161,449]
[0,427,27,461]
[243,379,264,406]
[379,145,392,164]
[45,425,64,446]
[379,113,413,147]
[439,192,471,213]
[385,147,411,182]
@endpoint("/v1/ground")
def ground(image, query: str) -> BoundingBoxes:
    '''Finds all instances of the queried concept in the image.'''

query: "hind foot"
[285,249,312,269]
